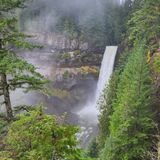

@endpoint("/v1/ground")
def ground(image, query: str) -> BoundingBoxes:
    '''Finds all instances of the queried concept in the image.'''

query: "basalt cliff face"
[15,42,103,125]
[27,32,88,50]
[6,32,104,148]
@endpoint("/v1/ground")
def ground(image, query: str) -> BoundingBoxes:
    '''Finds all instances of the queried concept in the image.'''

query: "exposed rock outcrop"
[29,32,89,50]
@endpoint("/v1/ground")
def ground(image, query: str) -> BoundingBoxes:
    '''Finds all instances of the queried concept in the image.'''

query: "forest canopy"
[0,0,160,160]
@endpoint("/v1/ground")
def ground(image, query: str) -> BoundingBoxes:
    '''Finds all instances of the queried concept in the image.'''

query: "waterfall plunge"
[78,46,118,125]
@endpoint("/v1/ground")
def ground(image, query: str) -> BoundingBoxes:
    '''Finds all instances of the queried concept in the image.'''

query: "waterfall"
[78,46,118,125]
[96,46,118,102]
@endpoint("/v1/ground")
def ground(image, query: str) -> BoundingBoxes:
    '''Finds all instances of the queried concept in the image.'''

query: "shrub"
[3,108,83,160]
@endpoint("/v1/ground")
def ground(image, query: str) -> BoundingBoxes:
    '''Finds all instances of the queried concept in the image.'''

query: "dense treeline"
[0,0,160,159]
[100,43,155,160]
[98,0,160,159]
[0,107,84,160]
[0,0,85,159]
[0,0,48,121]
[20,0,136,49]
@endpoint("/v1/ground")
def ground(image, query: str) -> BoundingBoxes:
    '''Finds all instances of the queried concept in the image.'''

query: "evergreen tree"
[98,70,120,149]
[1,108,83,160]
[0,0,47,120]
[128,0,160,48]
[100,42,155,160]
[87,138,99,158]
[81,15,106,48]
[98,50,130,149]
[56,15,83,49]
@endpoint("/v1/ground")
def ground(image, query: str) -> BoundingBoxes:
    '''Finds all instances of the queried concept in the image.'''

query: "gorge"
[0,0,160,159]
[77,46,118,147]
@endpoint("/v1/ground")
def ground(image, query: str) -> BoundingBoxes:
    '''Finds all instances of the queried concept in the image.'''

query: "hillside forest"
[0,0,160,160]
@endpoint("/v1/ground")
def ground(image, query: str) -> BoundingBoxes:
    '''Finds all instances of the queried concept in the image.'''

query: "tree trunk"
[1,73,13,120]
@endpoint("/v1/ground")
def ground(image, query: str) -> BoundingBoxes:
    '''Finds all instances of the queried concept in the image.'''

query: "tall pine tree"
[128,0,160,48]
[0,0,47,120]
[98,70,120,149]
[100,42,155,160]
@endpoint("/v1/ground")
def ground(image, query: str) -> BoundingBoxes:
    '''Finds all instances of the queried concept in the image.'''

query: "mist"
[16,0,123,148]
[21,0,121,33]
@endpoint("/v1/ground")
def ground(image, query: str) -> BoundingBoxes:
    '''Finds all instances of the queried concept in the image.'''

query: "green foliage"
[81,15,106,47]
[0,52,48,91]
[63,71,71,79]
[153,54,160,74]
[98,49,130,149]
[74,50,81,56]
[0,0,25,12]
[0,118,8,135]
[0,151,13,160]
[100,43,155,160]
[98,70,120,148]
[128,0,160,47]
[87,138,99,159]
[61,53,71,59]
[56,15,83,42]
[3,108,83,160]
[20,0,137,48]
[0,0,48,119]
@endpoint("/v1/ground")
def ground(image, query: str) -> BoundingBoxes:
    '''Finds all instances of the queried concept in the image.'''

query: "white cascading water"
[96,46,118,102]
[78,46,118,125]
